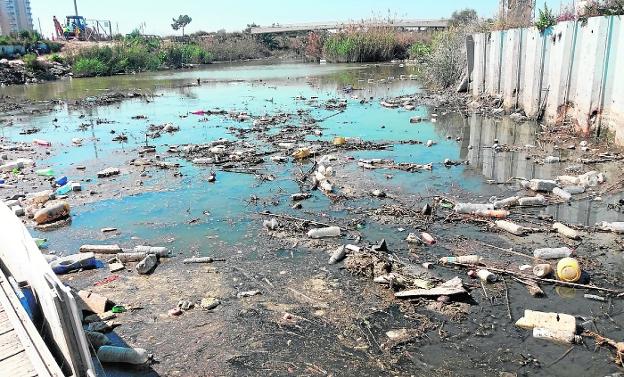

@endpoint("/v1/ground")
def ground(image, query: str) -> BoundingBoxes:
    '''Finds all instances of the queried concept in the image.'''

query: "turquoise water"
[3,62,621,258]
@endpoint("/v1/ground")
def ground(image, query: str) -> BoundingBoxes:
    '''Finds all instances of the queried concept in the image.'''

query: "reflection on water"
[435,113,624,226]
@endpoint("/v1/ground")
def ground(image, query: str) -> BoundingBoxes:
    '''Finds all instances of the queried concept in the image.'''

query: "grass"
[68,34,213,77]
[322,27,409,63]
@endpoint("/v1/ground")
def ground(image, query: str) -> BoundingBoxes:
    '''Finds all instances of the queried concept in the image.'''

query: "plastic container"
[307,226,341,239]
[454,203,494,214]
[495,220,525,236]
[333,137,346,146]
[133,246,169,256]
[532,328,577,344]
[552,187,571,201]
[477,269,497,283]
[533,264,553,278]
[533,247,572,260]
[50,252,96,275]
[97,346,149,364]
[36,168,55,177]
[33,201,70,225]
[55,176,68,186]
[136,254,157,275]
[56,184,72,196]
[553,222,580,240]
[557,257,581,282]
[439,255,482,265]
[543,156,560,163]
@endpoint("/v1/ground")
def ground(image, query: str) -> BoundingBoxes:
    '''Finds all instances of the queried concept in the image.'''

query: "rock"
[237,290,261,298]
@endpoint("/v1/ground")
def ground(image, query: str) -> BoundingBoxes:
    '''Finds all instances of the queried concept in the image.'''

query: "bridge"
[249,19,450,34]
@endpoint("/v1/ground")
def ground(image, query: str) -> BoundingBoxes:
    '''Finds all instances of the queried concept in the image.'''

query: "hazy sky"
[31,0,563,38]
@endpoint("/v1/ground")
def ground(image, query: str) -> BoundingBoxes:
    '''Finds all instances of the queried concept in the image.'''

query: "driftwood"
[258,211,348,230]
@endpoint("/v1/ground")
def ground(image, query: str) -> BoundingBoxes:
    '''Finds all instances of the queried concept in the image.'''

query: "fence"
[468,16,624,144]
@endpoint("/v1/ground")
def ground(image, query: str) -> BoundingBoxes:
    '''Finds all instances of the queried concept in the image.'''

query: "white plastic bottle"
[307,226,341,238]
[533,247,572,259]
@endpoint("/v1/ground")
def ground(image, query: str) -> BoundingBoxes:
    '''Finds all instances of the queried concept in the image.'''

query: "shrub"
[422,28,467,89]
[22,53,40,71]
[323,27,403,63]
[535,4,557,33]
[408,42,431,61]
[199,33,270,61]
[73,57,107,77]
[49,53,64,64]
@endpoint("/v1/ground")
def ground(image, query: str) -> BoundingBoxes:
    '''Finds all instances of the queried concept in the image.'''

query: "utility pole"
[73,0,79,16]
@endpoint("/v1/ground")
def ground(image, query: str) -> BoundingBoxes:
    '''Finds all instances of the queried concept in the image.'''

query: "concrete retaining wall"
[470,16,624,144]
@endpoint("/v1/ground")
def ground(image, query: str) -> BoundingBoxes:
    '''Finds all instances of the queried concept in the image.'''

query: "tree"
[450,8,478,26]
[171,15,192,36]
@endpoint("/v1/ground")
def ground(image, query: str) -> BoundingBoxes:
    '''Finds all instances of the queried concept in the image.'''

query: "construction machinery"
[53,15,112,41]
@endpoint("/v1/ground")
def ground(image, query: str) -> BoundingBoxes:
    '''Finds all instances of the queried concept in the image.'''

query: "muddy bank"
[0,58,72,85]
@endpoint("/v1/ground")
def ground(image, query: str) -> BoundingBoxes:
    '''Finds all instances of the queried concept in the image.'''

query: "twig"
[258,211,348,230]
[502,277,512,321]
[546,346,574,368]
[478,241,536,261]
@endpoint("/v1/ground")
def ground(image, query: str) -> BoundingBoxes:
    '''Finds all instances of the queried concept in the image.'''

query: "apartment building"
[0,0,34,35]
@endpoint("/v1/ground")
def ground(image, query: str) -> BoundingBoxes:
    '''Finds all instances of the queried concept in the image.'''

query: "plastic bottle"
[116,252,147,263]
[56,184,72,196]
[543,156,560,164]
[182,257,215,264]
[532,328,577,344]
[33,139,52,147]
[333,137,346,146]
[439,255,482,264]
[598,221,624,234]
[557,257,581,282]
[477,269,497,282]
[518,195,546,206]
[493,196,519,209]
[0,158,34,172]
[533,247,572,259]
[454,203,494,214]
[136,254,158,274]
[495,220,525,236]
[553,222,580,240]
[533,264,553,278]
[521,179,558,192]
[133,246,169,256]
[328,246,347,265]
[563,186,585,195]
[307,226,341,239]
[474,209,509,218]
[85,331,111,349]
[36,168,55,177]
[421,232,436,245]
[33,201,70,225]
[97,346,149,364]
[552,187,571,201]
[192,158,214,165]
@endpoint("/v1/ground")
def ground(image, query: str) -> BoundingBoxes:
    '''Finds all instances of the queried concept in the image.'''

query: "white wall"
[470,16,624,143]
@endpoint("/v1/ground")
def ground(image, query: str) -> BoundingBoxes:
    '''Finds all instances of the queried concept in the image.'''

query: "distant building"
[0,0,34,36]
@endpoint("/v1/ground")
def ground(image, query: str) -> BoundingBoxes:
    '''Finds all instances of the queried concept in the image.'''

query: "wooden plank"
[0,349,37,377]
[0,310,14,336]
[0,330,23,361]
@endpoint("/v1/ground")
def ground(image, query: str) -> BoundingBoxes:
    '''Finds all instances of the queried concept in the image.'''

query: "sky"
[30,0,563,39]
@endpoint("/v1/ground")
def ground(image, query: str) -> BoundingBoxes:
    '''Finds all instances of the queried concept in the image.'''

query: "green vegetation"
[408,42,431,61]
[68,33,213,77]
[322,27,415,63]
[49,53,65,64]
[0,30,61,54]
[198,32,270,61]
[535,4,557,33]
[22,53,41,71]
[421,28,467,89]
